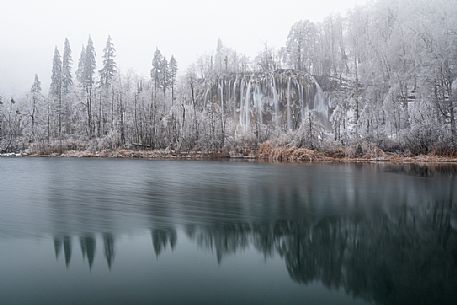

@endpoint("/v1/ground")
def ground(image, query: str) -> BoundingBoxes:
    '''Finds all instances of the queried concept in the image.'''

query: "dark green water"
[0,158,456,305]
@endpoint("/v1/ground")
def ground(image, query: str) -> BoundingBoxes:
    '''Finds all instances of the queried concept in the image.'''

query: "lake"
[0,158,456,305]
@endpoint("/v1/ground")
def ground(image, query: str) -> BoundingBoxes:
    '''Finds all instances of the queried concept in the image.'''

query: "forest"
[1,0,456,158]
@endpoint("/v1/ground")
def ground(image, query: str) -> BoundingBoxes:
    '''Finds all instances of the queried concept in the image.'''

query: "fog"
[0,0,367,96]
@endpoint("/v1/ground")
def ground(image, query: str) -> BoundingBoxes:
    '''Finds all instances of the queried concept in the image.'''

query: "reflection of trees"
[80,234,96,268]
[44,163,457,304]
[385,163,457,177]
[275,218,348,288]
[63,236,72,267]
[182,197,457,305]
[52,234,115,269]
[53,235,72,267]
[151,227,177,257]
[103,233,115,269]
[53,237,62,259]
[186,223,251,263]
[48,196,457,305]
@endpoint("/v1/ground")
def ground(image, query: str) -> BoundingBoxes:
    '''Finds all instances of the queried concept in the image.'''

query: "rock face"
[195,69,330,133]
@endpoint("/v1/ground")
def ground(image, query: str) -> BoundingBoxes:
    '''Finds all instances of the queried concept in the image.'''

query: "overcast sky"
[0,0,368,96]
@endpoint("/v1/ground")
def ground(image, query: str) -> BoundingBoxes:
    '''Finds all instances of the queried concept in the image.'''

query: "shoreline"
[2,148,457,164]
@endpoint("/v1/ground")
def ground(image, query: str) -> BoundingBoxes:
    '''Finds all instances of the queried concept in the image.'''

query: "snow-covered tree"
[169,55,177,104]
[62,38,73,94]
[99,35,117,87]
[29,74,42,141]
[286,20,317,72]
[151,48,163,96]
[49,47,62,136]
[76,45,86,85]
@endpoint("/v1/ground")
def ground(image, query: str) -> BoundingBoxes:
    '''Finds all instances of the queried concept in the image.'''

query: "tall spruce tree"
[84,36,96,89]
[49,47,62,136]
[62,38,73,94]
[83,36,96,136]
[169,55,177,104]
[99,35,117,87]
[30,74,42,141]
[76,45,86,85]
[160,57,168,96]
[151,48,163,97]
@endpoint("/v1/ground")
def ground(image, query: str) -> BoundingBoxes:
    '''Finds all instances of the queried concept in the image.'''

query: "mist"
[0,0,367,95]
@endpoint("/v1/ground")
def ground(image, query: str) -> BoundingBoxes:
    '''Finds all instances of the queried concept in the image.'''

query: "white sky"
[0,0,368,96]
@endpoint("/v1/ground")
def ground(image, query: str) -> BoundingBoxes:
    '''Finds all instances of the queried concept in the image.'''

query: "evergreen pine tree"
[62,38,73,94]
[30,74,42,141]
[99,35,117,87]
[84,36,96,89]
[160,57,168,95]
[83,36,96,137]
[151,48,163,96]
[49,47,62,136]
[76,45,86,85]
[169,55,177,104]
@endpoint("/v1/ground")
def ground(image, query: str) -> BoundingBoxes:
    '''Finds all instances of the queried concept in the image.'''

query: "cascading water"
[219,81,224,124]
[312,76,328,118]
[244,78,251,133]
[254,83,262,125]
[271,76,279,128]
[199,70,330,134]
[239,79,245,127]
[298,82,305,125]
[232,78,238,123]
[286,77,292,130]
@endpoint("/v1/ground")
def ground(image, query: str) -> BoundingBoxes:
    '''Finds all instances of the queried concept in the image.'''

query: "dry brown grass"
[21,141,457,163]
[257,142,457,163]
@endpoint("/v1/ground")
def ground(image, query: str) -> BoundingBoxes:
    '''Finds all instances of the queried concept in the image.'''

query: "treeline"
[0,34,180,153]
[1,0,456,156]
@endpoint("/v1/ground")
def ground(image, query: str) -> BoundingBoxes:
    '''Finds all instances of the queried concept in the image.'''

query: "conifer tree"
[99,35,117,87]
[76,45,86,85]
[169,55,177,104]
[62,38,73,94]
[49,47,62,136]
[83,36,96,136]
[30,74,42,141]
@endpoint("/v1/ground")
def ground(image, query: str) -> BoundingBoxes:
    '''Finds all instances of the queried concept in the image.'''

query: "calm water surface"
[0,158,456,305]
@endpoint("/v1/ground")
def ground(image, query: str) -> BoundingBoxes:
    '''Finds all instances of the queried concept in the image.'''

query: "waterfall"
[244,79,251,132]
[286,77,292,130]
[312,77,328,118]
[200,70,329,133]
[271,76,279,128]
[239,79,245,127]
[233,78,238,124]
[296,81,303,125]
[219,80,224,124]
[254,83,262,125]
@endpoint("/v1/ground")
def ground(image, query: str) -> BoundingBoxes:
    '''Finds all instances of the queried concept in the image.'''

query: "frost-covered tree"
[62,38,73,95]
[83,37,96,89]
[255,44,279,72]
[151,48,163,97]
[286,20,317,72]
[29,74,42,141]
[160,57,168,96]
[83,36,96,136]
[49,47,62,136]
[76,45,86,85]
[99,35,116,87]
[97,35,117,137]
[169,55,177,104]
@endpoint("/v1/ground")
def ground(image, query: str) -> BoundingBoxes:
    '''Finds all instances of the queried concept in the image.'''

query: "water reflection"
[47,194,457,305]
[1,160,456,305]
[103,233,115,269]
